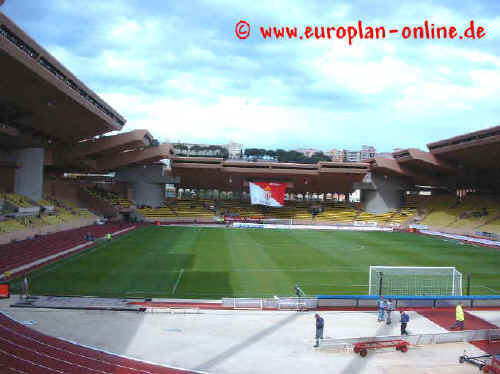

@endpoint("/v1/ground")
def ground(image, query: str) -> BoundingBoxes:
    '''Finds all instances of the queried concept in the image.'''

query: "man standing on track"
[400,310,409,335]
[22,275,29,300]
[385,298,393,325]
[295,284,304,297]
[450,302,465,330]
[377,295,385,322]
[314,313,324,347]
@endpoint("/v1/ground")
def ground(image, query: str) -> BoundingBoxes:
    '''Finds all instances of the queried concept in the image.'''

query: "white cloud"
[9,0,500,151]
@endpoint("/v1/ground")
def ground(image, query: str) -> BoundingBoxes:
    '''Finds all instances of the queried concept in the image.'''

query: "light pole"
[378,272,384,296]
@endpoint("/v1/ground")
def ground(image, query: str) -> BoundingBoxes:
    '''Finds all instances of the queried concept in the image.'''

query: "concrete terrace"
[1,298,499,374]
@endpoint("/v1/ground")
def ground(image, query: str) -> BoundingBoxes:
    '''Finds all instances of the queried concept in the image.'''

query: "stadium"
[0,5,500,374]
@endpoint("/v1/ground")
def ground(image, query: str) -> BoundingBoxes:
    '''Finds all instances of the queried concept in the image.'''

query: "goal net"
[368,266,463,296]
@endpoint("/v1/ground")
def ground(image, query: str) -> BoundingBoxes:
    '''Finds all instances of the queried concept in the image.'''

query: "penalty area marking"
[171,268,184,295]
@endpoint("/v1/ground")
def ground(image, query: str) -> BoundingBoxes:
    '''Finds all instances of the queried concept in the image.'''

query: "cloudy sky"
[2,0,500,152]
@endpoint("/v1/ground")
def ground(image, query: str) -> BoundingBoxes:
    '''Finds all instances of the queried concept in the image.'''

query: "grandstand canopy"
[393,148,456,175]
[46,130,175,172]
[2,9,500,193]
[171,158,369,193]
[427,125,500,170]
[426,125,500,189]
[0,12,125,149]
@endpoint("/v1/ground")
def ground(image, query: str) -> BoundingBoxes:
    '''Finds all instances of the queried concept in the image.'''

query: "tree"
[310,152,331,163]
[245,148,260,157]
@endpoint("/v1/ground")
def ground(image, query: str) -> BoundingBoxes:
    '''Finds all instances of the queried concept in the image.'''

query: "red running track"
[131,301,235,310]
[0,312,196,374]
[417,308,500,355]
[417,308,498,331]
[470,340,500,355]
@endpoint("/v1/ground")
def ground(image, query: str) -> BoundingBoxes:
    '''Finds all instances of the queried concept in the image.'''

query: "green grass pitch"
[12,226,500,298]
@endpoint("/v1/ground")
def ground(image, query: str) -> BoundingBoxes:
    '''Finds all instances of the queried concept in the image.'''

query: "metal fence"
[222,297,318,310]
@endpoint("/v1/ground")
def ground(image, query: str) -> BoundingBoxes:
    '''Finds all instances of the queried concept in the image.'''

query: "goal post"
[368,266,463,296]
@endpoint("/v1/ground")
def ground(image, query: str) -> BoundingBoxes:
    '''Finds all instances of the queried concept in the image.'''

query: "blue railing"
[316,294,500,308]
[317,295,500,300]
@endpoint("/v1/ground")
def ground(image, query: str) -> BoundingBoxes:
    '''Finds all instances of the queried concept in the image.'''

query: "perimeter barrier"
[317,295,500,308]
[222,297,318,310]
[223,295,500,310]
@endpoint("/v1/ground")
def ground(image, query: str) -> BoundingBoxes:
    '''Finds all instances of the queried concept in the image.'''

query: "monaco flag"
[249,182,286,207]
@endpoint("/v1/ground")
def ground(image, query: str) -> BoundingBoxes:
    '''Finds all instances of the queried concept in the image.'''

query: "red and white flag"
[249,182,286,207]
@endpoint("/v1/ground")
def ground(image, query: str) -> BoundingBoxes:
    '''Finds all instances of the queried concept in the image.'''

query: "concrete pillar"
[13,148,44,201]
[133,182,164,208]
[359,173,407,214]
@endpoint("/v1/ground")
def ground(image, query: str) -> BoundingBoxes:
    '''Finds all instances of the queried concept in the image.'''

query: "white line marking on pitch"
[479,285,498,293]
[172,268,184,295]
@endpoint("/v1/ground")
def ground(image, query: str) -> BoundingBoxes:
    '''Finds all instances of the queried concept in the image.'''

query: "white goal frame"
[369,266,463,296]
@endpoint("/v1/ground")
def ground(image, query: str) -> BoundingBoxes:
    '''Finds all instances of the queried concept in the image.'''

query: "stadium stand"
[174,200,216,218]
[389,208,416,225]
[0,222,133,276]
[136,198,416,226]
[0,312,191,374]
[418,194,500,233]
[0,192,96,235]
[0,219,25,233]
[314,205,357,222]
[3,193,33,208]
[480,218,500,234]
[139,206,178,218]
[84,187,133,209]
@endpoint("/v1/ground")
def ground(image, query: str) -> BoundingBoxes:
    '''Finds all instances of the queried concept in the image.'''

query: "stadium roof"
[427,125,500,170]
[0,12,126,148]
[45,131,174,172]
[171,158,368,192]
[392,148,457,176]
[1,8,499,191]
[97,143,174,172]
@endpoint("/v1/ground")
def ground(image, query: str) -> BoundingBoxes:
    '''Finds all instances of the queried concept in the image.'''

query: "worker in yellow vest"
[450,302,465,330]
[106,233,112,241]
